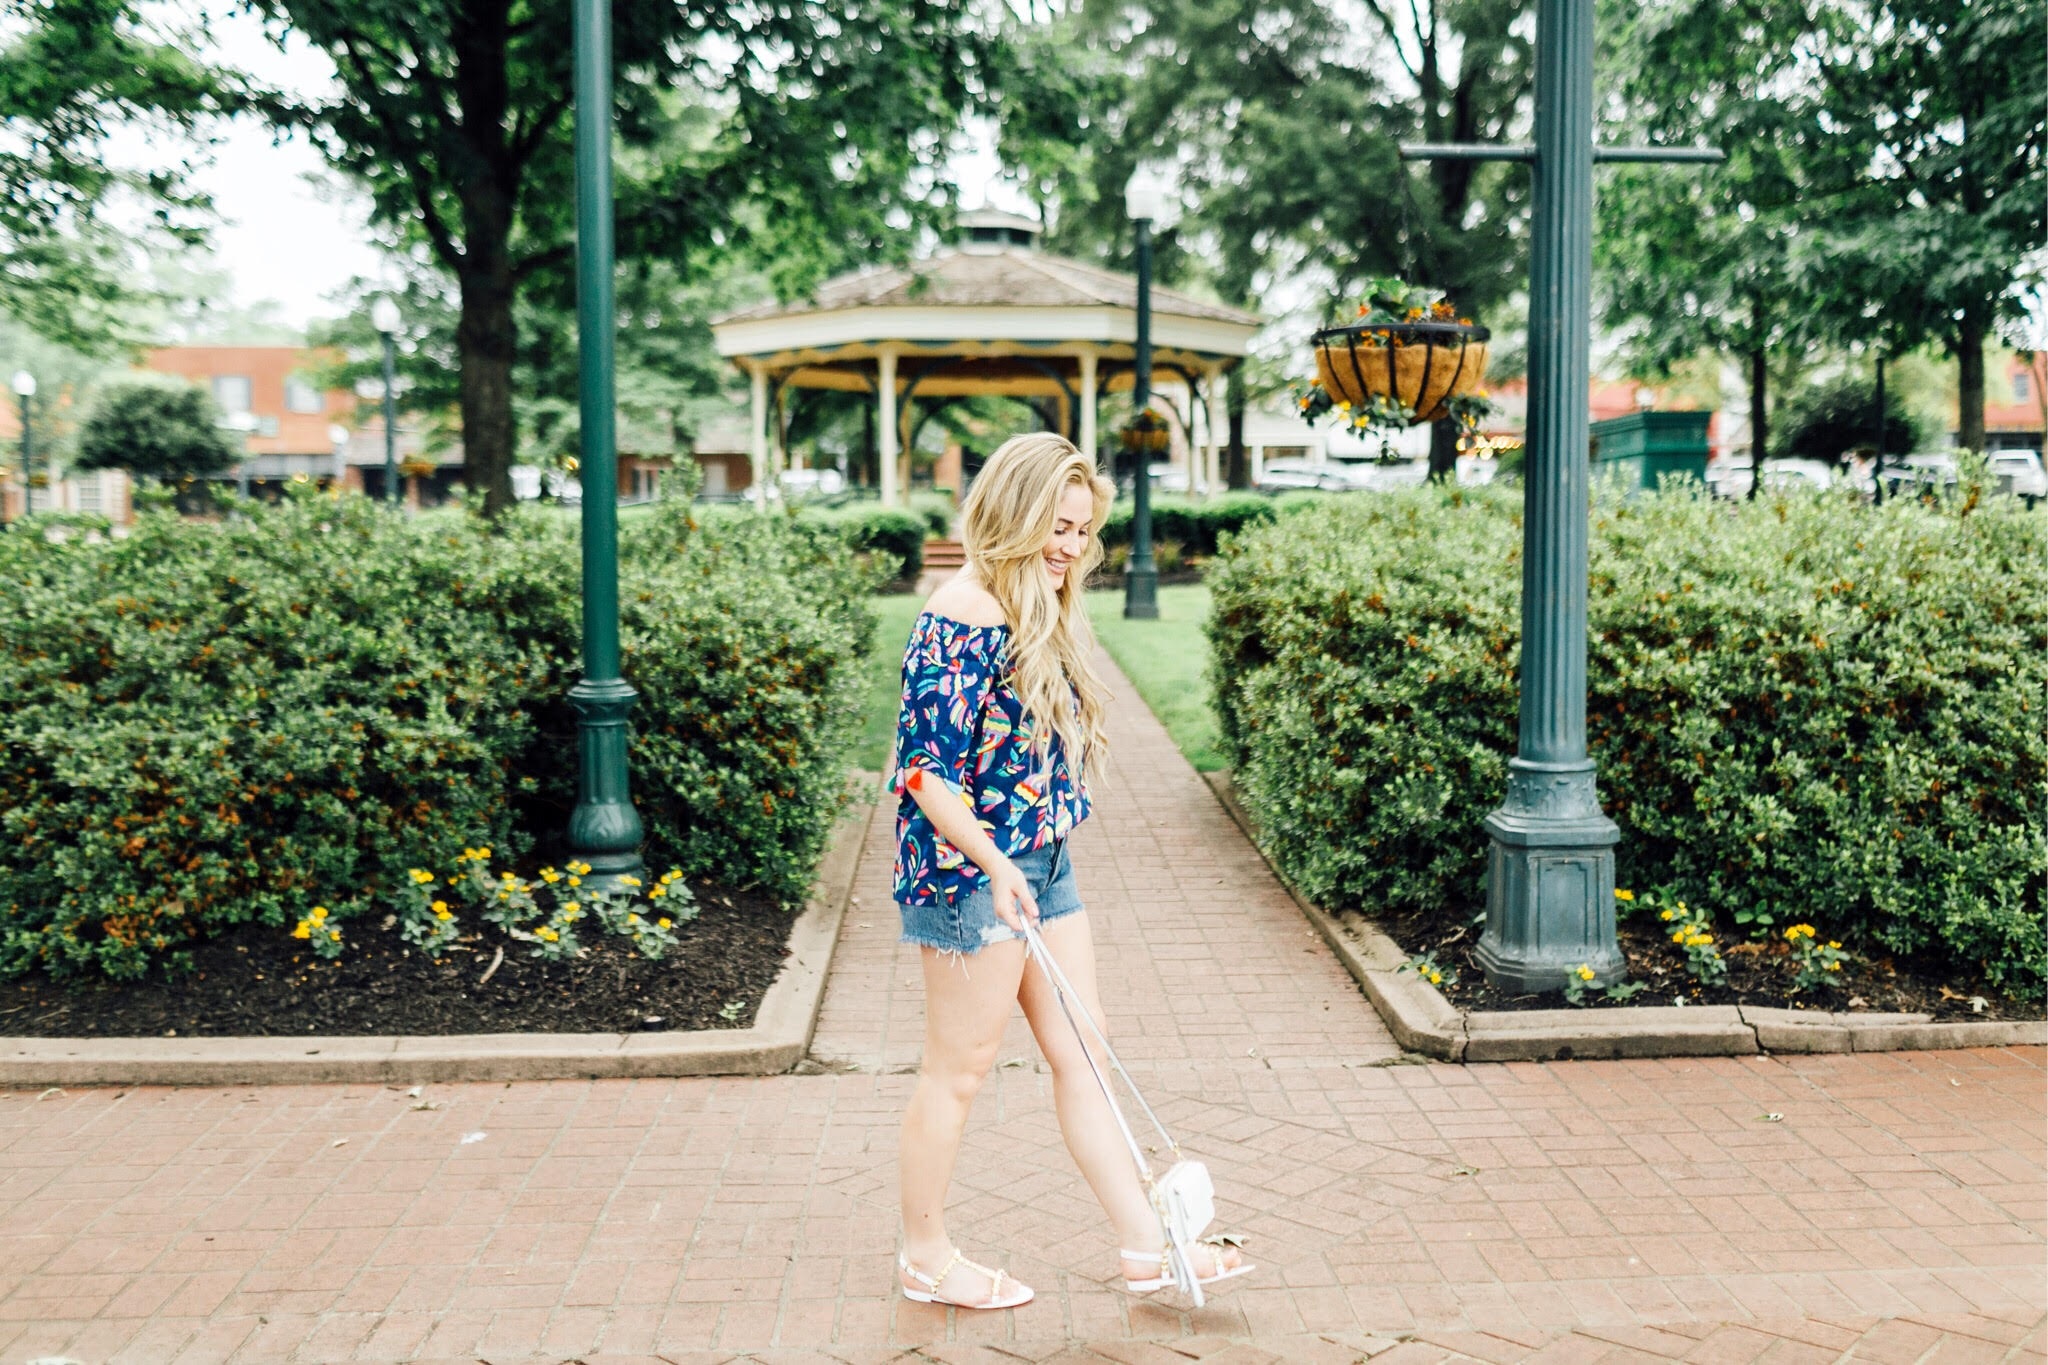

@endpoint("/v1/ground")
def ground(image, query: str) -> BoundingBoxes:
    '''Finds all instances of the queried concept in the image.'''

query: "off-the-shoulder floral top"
[891,610,1090,907]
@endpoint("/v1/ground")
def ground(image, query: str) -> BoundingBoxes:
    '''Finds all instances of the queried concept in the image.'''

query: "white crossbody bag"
[1018,916,1222,1305]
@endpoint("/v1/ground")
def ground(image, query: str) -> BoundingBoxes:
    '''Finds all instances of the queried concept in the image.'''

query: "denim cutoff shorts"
[898,839,1084,956]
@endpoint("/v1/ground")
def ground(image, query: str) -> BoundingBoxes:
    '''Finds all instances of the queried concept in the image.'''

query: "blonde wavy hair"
[960,432,1115,781]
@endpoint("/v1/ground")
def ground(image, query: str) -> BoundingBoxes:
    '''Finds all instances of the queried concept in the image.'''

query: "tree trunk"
[1955,306,1987,453]
[1225,366,1251,489]
[455,263,519,515]
[1427,417,1458,482]
[1746,343,1768,501]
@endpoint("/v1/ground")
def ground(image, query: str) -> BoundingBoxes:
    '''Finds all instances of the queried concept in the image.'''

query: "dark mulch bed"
[0,879,794,1038]
[1365,901,2037,1022]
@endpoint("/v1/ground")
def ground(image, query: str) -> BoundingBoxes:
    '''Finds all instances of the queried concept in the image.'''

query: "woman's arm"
[904,769,1039,930]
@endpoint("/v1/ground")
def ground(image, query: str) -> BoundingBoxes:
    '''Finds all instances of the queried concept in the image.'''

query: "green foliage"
[793,505,925,584]
[906,492,956,540]
[248,0,998,511]
[0,491,872,980]
[1099,493,1281,557]
[73,377,238,481]
[0,0,244,352]
[1209,485,2048,999]
[1772,374,1922,463]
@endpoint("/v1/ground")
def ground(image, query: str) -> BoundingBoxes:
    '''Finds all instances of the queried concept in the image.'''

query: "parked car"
[1757,458,1836,492]
[1255,458,1335,493]
[1987,450,2047,503]
[1893,452,1958,493]
[1706,457,1752,498]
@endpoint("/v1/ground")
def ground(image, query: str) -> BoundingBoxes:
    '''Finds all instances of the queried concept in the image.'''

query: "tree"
[1598,0,2045,458]
[999,0,1532,484]
[74,377,239,482]
[1792,0,2044,452]
[0,0,242,354]
[251,2,998,513]
[1773,373,1921,463]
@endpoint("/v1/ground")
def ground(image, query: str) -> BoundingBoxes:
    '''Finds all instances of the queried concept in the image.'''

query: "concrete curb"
[1200,770,2045,1061]
[0,773,875,1088]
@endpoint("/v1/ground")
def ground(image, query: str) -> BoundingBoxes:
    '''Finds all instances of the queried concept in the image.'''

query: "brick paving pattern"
[1,651,2042,1363]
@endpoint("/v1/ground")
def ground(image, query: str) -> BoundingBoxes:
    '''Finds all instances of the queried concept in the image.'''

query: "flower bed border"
[1202,771,2045,1062]
[0,774,875,1088]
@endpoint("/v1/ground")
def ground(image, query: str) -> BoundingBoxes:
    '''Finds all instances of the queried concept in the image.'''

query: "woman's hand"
[985,856,1040,933]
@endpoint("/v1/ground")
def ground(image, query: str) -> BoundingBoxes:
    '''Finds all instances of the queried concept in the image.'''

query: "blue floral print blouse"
[892,610,1090,907]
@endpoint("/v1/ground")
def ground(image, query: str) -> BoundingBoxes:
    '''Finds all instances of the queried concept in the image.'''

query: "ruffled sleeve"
[892,614,1003,819]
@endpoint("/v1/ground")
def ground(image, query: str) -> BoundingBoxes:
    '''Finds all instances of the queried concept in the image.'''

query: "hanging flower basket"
[398,456,437,480]
[1120,407,1172,453]
[1313,319,1489,424]
[1297,278,1493,437]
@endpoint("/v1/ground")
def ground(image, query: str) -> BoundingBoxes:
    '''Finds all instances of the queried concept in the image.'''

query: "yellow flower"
[657,917,671,930]
[569,861,592,876]
[500,870,517,882]
[619,875,642,888]
[1827,941,1841,950]
[1424,969,1443,985]
[328,929,341,942]
[291,923,311,940]
[1614,889,1634,902]
[498,892,510,902]
[649,884,666,899]
[1671,930,1687,944]
[409,869,435,885]
[627,912,641,923]
[1784,924,1816,942]
[1827,961,1841,971]
[435,907,454,922]
[539,868,561,884]
[537,927,558,942]
[661,870,681,884]
[1659,909,1675,921]
[476,846,491,860]
[310,906,328,921]
[567,876,582,888]
[1576,965,1595,981]
[431,900,447,914]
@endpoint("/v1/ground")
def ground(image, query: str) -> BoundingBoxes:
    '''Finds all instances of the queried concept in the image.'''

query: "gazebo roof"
[715,246,1258,329]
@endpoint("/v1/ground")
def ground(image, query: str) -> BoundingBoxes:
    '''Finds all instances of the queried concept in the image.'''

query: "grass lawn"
[1088,584,1224,771]
[854,584,1222,775]
[853,593,929,772]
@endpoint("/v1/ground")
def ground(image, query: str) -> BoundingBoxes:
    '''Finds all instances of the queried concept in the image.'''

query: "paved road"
[1,654,2041,1363]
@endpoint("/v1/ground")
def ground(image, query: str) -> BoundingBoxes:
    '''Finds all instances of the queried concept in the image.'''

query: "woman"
[891,432,1251,1311]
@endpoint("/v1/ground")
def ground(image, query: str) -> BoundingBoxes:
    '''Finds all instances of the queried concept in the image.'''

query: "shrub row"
[795,505,926,583]
[1100,493,1301,558]
[1208,483,2047,999]
[0,492,875,980]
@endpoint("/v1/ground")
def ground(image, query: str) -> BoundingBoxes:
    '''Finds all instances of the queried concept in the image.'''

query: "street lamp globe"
[1123,164,1171,223]
[370,297,402,335]
[10,370,35,398]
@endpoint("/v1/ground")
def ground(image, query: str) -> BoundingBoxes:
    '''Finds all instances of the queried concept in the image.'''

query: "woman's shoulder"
[921,575,1008,630]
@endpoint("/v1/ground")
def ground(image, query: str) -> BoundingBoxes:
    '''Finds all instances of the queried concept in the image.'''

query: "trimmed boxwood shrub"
[0,491,874,980]
[1209,482,2047,999]
[800,505,925,582]
[1101,492,1289,557]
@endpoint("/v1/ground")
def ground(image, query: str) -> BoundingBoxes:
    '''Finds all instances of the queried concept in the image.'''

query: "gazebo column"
[1206,360,1227,495]
[747,360,769,507]
[878,348,900,507]
[1079,352,1098,461]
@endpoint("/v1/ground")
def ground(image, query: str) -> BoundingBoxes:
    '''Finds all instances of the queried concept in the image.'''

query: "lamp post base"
[1123,558,1159,619]
[1475,759,1623,994]
[566,676,646,890]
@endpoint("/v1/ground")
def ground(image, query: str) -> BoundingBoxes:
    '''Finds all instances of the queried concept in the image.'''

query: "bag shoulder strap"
[1019,916,1182,1181]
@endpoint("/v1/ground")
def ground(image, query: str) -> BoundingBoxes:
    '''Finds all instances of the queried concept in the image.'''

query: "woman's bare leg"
[899,941,1030,1302]
[1016,912,1243,1284]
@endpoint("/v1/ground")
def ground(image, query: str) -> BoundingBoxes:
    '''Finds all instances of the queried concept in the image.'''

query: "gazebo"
[710,210,1261,504]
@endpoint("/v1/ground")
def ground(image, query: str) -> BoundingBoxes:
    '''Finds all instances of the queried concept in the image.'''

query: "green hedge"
[797,505,925,582]
[1209,483,2048,999]
[1101,492,1290,557]
[0,491,874,979]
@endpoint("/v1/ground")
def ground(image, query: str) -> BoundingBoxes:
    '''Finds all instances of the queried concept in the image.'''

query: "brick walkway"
[1,652,2042,1364]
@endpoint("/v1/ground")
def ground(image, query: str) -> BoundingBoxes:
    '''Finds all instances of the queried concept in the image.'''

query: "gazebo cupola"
[711,208,1261,504]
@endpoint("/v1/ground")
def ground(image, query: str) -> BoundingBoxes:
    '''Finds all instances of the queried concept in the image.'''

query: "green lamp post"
[564,0,644,889]
[371,297,402,505]
[11,370,33,519]
[1122,164,1169,621]
[1403,0,1720,993]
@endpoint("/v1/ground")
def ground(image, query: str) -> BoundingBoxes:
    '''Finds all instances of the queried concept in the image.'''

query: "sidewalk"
[0,652,2041,1364]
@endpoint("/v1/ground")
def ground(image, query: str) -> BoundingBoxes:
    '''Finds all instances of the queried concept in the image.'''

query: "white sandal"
[1120,1239,1256,1295]
[899,1248,1034,1310]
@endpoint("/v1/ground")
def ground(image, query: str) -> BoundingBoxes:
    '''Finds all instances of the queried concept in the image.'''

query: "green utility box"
[1589,411,1711,491]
